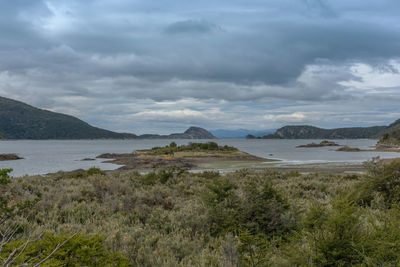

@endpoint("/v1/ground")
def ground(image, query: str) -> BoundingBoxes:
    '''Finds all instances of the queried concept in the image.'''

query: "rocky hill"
[139,127,216,139]
[262,125,387,139]
[377,120,400,147]
[0,96,138,139]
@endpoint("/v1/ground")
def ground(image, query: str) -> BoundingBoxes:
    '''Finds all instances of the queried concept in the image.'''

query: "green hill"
[0,96,138,139]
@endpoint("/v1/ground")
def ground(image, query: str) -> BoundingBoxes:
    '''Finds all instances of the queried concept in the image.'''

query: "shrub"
[0,233,130,266]
[353,161,400,207]
[169,142,177,148]
[86,167,106,176]
[203,177,294,237]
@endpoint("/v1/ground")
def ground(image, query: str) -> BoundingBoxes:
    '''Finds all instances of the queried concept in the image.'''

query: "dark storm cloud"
[1,0,399,86]
[1,0,400,132]
[165,20,221,34]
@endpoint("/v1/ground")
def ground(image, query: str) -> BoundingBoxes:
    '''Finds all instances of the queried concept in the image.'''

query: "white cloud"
[263,112,320,124]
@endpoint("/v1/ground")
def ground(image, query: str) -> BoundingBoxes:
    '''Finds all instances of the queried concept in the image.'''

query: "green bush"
[141,168,177,185]
[353,161,400,207]
[1,233,130,266]
[203,177,294,237]
[169,142,177,148]
[240,181,292,236]
[0,168,12,184]
[86,167,106,176]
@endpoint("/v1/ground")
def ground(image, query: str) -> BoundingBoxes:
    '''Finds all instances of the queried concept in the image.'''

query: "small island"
[336,146,362,152]
[0,153,23,161]
[97,142,274,171]
[297,140,340,148]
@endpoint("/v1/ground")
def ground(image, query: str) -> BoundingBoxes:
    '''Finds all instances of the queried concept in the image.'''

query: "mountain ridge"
[0,96,215,140]
[0,96,138,140]
[260,123,398,139]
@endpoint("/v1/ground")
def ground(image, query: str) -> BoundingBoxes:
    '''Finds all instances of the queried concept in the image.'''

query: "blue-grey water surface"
[1,139,399,177]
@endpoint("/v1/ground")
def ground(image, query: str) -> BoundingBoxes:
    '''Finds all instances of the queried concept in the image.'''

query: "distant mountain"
[262,125,388,139]
[140,126,216,139]
[0,96,138,139]
[211,129,275,138]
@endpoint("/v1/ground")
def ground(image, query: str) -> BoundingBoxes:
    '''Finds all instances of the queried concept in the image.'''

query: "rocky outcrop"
[139,127,216,139]
[0,154,23,161]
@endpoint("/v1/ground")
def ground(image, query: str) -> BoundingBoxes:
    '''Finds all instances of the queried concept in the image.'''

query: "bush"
[86,167,106,176]
[1,233,130,266]
[353,161,400,207]
[240,181,292,235]
[203,177,294,237]
[169,142,177,148]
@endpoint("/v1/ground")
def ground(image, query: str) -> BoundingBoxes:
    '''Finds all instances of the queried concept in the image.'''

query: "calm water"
[1,139,399,177]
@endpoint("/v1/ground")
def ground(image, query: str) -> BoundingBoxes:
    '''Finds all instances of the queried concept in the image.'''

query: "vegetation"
[378,129,400,147]
[2,159,400,265]
[297,140,340,148]
[0,154,23,161]
[336,145,362,152]
[148,142,238,155]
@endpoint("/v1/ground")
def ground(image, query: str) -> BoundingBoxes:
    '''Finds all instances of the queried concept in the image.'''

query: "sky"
[0,0,400,134]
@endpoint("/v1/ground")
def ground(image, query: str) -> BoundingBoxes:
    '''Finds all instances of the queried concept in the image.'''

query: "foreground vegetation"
[2,159,400,266]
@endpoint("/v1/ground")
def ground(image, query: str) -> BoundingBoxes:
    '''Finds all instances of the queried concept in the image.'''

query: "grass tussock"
[2,160,400,266]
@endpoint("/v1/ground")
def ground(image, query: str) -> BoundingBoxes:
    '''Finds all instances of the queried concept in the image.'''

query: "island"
[336,146,362,152]
[296,140,340,148]
[0,153,23,161]
[97,142,274,171]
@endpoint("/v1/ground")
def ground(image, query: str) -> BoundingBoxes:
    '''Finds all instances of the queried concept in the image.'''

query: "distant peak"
[185,126,205,133]
[184,126,216,139]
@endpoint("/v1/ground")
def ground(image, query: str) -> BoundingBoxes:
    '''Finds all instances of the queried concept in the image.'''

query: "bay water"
[1,139,399,177]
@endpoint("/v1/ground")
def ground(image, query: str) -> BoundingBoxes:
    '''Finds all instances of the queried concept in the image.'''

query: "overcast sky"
[1,0,400,134]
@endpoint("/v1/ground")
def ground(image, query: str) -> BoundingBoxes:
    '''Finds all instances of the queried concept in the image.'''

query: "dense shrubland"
[2,160,400,266]
[148,142,238,155]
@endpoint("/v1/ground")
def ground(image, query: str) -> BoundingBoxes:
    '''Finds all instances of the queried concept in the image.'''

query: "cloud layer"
[0,0,400,134]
